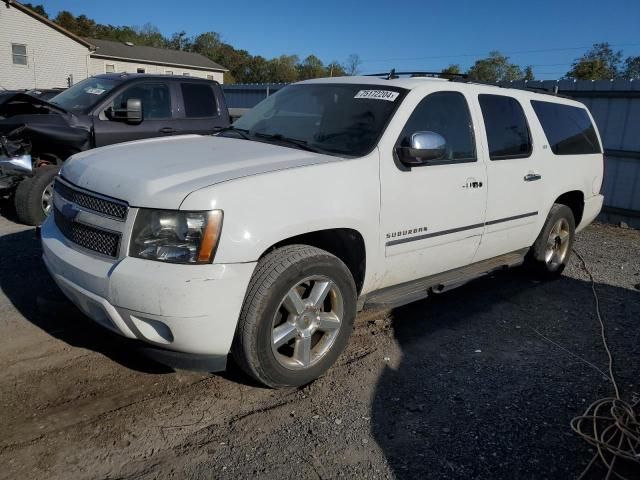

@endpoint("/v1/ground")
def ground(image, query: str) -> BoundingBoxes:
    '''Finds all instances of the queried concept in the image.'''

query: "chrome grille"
[54,179,128,220]
[54,208,121,257]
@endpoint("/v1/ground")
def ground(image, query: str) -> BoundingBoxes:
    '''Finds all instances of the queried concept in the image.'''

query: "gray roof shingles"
[88,38,227,71]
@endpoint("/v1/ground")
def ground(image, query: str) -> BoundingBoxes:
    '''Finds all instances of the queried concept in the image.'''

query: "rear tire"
[232,245,357,388]
[527,204,575,279]
[14,165,59,226]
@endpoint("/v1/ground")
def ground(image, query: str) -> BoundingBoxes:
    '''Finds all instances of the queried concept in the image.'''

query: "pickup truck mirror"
[397,131,448,165]
[109,98,144,125]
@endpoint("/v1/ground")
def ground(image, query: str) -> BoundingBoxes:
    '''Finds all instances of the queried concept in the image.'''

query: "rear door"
[92,80,177,147]
[173,81,229,135]
[473,93,545,262]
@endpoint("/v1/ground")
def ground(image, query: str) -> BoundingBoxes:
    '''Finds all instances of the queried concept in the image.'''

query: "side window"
[478,94,532,160]
[181,83,218,118]
[531,100,601,155]
[398,91,476,162]
[111,82,172,119]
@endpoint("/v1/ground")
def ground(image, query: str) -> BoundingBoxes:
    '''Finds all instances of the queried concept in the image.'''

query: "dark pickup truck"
[0,73,230,225]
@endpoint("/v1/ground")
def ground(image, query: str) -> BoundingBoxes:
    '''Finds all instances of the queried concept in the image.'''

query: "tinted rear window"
[478,94,532,160]
[181,83,217,118]
[531,100,601,155]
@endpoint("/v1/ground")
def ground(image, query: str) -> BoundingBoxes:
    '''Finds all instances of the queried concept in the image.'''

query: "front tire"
[232,245,357,388]
[14,165,59,226]
[527,204,576,278]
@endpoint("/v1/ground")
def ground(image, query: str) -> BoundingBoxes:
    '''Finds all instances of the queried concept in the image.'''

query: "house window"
[105,64,115,73]
[165,70,173,75]
[206,75,214,80]
[137,68,146,74]
[12,44,28,65]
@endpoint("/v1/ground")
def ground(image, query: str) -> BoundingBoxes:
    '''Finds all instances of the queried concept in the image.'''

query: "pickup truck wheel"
[14,165,59,226]
[527,204,575,278]
[232,245,357,388]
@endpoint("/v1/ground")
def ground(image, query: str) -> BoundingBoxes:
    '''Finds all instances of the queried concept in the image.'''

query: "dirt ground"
[0,206,639,480]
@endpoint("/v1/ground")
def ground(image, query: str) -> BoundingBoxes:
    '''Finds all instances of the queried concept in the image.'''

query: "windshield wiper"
[216,126,252,140]
[252,133,323,154]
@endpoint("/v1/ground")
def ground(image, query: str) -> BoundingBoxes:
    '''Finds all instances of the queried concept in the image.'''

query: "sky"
[38,0,640,80]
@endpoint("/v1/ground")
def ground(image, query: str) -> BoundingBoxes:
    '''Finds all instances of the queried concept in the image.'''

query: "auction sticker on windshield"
[354,90,399,101]
[85,88,106,95]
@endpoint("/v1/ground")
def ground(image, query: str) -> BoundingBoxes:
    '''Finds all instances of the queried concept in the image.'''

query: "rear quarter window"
[531,100,601,155]
[181,83,218,118]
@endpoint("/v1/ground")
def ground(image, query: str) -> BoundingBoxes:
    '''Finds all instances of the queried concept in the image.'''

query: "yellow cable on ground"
[570,250,640,480]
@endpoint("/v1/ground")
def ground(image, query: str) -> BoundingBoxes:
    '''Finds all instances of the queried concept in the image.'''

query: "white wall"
[89,57,225,83]
[0,5,90,90]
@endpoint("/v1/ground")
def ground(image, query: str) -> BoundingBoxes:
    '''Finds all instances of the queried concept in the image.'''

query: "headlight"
[130,209,223,264]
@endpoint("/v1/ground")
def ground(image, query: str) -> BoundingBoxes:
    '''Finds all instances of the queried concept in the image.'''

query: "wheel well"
[555,191,584,225]
[264,229,366,295]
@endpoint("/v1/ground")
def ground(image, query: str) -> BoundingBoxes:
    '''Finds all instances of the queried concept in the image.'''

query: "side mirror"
[0,154,33,176]
[397,131,448,165]
[110,98,143,124]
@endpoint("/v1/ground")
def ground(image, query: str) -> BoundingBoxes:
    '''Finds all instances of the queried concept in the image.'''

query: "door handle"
[524,173,542,182]
[159,127,177,134]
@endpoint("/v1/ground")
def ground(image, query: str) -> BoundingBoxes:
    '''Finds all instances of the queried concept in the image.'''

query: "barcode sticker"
[354,90,399,101]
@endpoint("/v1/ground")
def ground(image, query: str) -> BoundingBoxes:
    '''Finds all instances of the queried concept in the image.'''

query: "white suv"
[40,74,604,387]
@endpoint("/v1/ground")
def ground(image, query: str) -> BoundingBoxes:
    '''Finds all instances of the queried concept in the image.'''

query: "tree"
[167,31,192,51]
[134,23,166,48]
[326,61,346,77]
[565,43,622,80]
[297,55,325,80]
[523,66,535,81]
[268,55,299,83]
[344,54,362,76]
[192,32,222,58]
[440,64,461,79]
[466,51,522,82]
[623,56,640,79]
[23,3,48,18]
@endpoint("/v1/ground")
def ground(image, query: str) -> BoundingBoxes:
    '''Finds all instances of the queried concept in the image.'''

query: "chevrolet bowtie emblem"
[61,203,79,222]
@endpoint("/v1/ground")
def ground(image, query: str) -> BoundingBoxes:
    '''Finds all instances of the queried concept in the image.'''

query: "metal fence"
[223,80,640,227]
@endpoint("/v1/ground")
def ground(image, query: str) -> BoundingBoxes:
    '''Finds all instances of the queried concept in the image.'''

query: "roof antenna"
[387,68,398,80]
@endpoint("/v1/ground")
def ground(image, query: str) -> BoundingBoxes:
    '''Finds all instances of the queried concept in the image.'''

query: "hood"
[0,92,67,115]
[61,135,344,209]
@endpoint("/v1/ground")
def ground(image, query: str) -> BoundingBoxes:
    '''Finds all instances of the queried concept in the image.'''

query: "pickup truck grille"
[54,207,121,258]
[54,179,128,220]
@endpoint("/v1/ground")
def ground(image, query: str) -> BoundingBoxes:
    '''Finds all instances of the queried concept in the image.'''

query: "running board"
[363,249,528,309]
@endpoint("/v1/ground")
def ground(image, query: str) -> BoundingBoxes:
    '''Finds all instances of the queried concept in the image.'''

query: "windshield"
[49,77,119,113]
[232,84,406,157]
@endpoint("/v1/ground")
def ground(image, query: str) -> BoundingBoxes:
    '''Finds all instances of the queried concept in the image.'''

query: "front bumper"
[41,214,256,368]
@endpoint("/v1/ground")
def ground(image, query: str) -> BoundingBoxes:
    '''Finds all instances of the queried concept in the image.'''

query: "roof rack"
[364,69,468,80]
[448,77,573,99]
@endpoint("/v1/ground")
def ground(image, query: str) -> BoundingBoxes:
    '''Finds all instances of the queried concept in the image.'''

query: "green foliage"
[565,43,623,80]
[622,56,640,79]
[297,55,326,80]
[22,3,48,18]
[523,66,535,81]
[466,51,524,82]
[440,64,461,79]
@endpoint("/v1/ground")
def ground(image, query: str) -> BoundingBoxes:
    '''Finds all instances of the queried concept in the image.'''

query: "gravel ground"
[0,204,639,480]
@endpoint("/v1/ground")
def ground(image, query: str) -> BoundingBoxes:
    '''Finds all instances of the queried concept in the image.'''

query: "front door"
[379,90,488,288]
[93,81,176,147]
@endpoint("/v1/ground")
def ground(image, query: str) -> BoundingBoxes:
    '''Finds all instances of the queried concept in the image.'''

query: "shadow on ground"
[371,268,640,479]
[0,227,173,374]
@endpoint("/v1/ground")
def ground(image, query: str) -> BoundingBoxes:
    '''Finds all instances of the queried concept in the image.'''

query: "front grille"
[54,179,128,220]
[54,208,121,257]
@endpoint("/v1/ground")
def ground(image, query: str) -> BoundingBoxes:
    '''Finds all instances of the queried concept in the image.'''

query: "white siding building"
[0,1,226,90]
[0,0,92,89]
